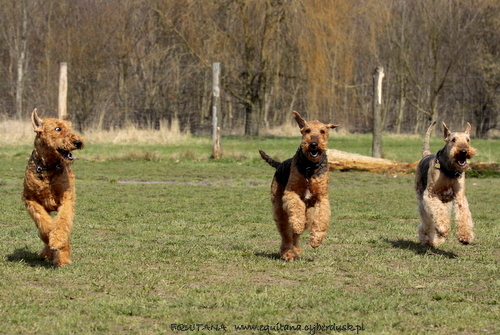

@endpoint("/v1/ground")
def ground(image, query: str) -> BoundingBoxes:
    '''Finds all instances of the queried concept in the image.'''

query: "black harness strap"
[274,147,329,186]
[295,148,328,181]
[29,151,62,174]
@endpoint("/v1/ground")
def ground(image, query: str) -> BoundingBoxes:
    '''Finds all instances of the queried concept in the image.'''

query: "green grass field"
[0,134,499,334]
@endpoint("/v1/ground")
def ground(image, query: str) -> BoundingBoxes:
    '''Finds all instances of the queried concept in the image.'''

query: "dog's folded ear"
[292,110,307,129]
[31,108,43,132]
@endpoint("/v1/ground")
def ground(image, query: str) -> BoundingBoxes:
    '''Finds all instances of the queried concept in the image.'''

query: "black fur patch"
[274,158,293,187]
[418,154,435,190]
[436,150,463,179]
[273,148,329,187]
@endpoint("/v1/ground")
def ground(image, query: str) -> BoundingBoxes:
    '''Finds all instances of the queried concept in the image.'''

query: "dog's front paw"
[310,230,326,248]
[309,237,323,248]
[281,249,299,261]
[52,244,71,267]
[458,231,474,245]
[53,255,71,267]
[48,233,67,251]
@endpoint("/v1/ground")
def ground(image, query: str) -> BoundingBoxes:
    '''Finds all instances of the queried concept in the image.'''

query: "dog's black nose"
[74,140,83,149]
[310,142,318,149]
[460,149,467,155]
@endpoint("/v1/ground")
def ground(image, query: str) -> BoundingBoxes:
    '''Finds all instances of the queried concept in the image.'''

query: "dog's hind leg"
[39,245,55,261]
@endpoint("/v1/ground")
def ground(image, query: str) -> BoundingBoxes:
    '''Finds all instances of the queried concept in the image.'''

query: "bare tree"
[0,0,31,118]
[391,1,483,132]
[0,0,497,136]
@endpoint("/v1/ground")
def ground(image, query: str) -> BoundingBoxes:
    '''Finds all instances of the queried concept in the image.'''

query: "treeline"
[0,0,498,136]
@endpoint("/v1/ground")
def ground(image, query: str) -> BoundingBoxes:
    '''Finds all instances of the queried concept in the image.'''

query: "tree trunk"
[15,2,28,120]
[244,103,259,136]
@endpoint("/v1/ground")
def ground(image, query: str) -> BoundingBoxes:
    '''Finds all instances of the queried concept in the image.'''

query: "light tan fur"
[22,109,84,266]
[415,121,476,247]
[260,111,338,260]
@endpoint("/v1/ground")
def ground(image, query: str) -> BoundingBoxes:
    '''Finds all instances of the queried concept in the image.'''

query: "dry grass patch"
[0,119,33,145]
[0,118,196,146]
[84,118,192,145]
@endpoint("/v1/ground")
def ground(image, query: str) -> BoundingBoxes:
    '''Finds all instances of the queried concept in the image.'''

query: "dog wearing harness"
[260,111,338,260]
[415,121,477,247]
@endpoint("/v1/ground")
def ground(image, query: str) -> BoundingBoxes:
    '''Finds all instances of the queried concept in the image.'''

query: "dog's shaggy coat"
[22,109,84,266]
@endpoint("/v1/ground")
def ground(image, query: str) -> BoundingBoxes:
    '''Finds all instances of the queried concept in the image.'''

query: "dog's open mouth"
[456,153,469,168]
[308,150,320,158]
[57,149,74,161]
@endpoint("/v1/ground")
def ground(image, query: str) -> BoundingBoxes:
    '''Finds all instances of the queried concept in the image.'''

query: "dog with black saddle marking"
[415,121,477,247]
[259,111,338,260]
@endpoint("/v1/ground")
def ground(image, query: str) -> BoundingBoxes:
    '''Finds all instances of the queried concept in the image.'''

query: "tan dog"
[415,121,476,247]
[22,109,84,266]
[260,111,338,260]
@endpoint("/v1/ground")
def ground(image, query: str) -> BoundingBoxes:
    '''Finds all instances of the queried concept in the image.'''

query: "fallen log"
[468,162,500,173]
[327,149,417,173]
[327,149,500,174]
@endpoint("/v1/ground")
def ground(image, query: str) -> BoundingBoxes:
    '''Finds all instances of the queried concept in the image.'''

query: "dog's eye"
[55,127,62,131]
[452,138,456,142]
[320,130,326,134]
[304,129,311,134]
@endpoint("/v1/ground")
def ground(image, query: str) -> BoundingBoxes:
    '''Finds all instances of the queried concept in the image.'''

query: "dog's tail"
[422,121,437,157]
[259,149,280,169]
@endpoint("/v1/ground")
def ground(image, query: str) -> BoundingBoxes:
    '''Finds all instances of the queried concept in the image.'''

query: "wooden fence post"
[212,62,222,159]
[58,62,68,119]
[372,66,384,158]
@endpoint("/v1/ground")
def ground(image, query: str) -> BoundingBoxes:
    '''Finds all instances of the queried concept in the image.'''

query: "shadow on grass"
[254,251,281,260]
[384,238,458,259]
[6,247,54,268]
[254,251,315,262]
